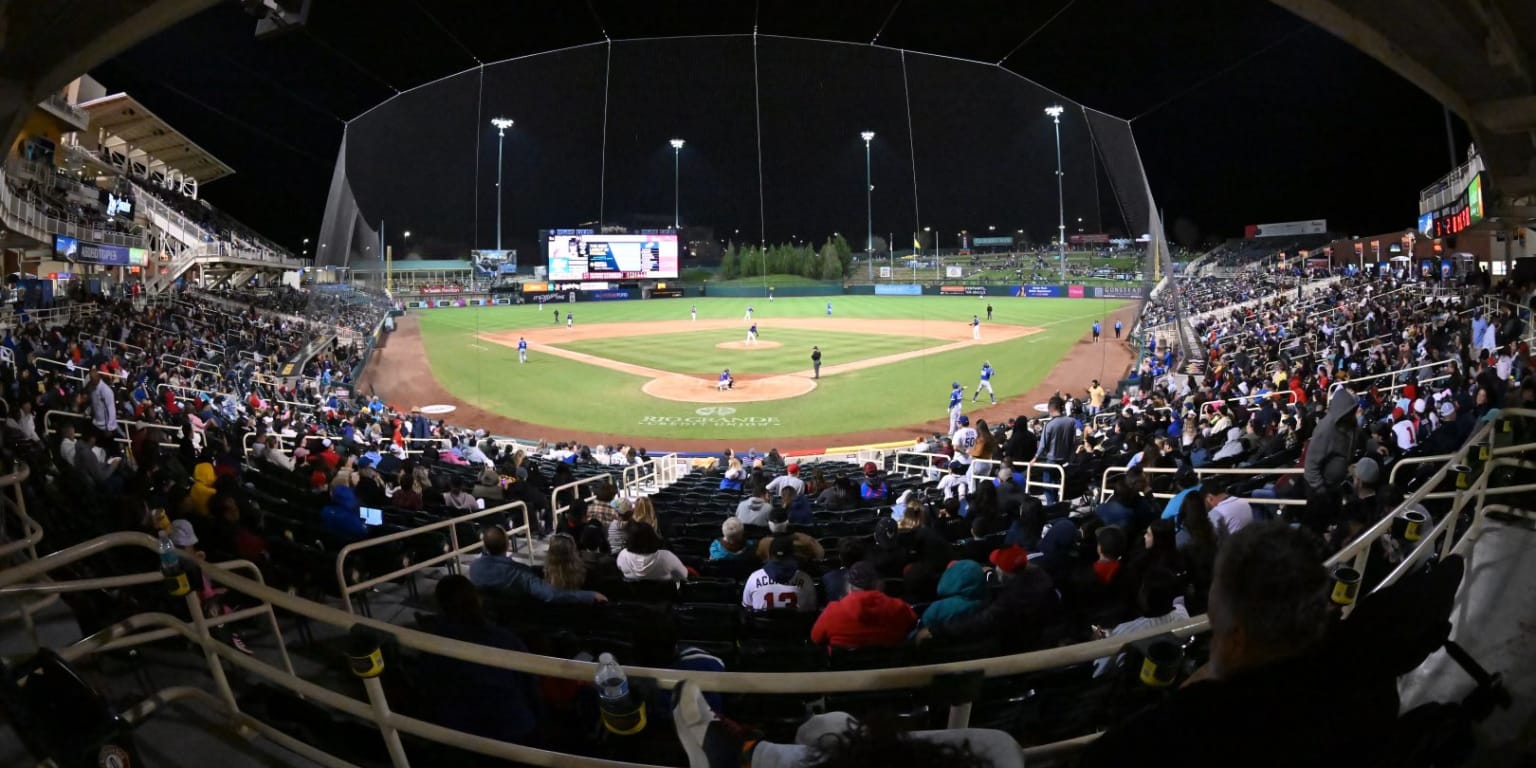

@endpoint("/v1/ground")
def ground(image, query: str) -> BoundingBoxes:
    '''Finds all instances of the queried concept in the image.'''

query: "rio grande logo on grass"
[640,406,779,427]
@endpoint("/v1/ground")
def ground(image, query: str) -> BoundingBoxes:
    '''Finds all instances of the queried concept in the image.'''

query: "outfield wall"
[393,283,1149,308]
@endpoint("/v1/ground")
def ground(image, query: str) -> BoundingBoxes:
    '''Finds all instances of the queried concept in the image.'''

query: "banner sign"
[879,266,892,278]
[939,285,989,296]
[54,234,134,266]
[521,281,550,293]
[650,288,685,299]
[1017,285,1063,298]
[945,265,964,278]
[585,290,631,301]
[1068,234,1111,245]
[1094,285,1145,298]
[972,236,1014,247]
[875,284,922,296]
[1244,220,1328,238]
[1067,285,1086,298]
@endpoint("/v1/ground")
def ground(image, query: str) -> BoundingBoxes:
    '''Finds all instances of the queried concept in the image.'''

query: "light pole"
[1045,105,1066,284]
[669,138,685,229]
[862,131,875,277]
[490,117,514,252]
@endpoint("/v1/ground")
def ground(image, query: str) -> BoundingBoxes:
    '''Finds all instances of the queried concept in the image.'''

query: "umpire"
[811,346,822,379]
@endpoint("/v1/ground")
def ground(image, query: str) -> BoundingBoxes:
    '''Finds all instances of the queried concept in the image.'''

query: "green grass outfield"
[414,295,1126,441]
[561,327,941,376]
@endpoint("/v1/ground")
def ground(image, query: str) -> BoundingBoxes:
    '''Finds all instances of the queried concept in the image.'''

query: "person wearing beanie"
[753,507,825,563]
[810,561,915,650]
[742,535,817,612]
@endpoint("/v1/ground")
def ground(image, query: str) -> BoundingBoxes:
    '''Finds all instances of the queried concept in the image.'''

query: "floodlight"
[860,131,876,142]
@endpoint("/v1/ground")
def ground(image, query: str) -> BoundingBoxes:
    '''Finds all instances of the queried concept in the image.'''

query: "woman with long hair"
[543,533,587,590]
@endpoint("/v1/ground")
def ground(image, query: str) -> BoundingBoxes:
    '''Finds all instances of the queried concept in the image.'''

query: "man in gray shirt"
[1032,396,1078,505]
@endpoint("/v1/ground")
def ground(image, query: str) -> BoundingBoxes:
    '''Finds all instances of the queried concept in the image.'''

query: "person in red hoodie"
[810,561,916,650]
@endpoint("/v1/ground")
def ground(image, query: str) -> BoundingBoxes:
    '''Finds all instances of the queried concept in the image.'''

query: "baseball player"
[567,312,574,329]
[554,310,561,325]
[1091,320,1101,342]
[690,305,697,322]
[517,337,528,363]
[971,315,981,341]
[972,361,996,404]
[745,323,758,345]
[768,287,775,302]
[744,305,754,321]
[811,346,822,379]
[948,382,964,432]
[717,369,733,391]
[986,303,993,321]
[825,301,833,317]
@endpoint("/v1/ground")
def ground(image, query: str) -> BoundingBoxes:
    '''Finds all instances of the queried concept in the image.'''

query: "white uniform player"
[744,305,754,321]
[741,566,817,612]
[971,315,981,340]
[950,414,977,472]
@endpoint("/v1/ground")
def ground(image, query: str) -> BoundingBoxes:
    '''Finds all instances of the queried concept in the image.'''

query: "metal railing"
[550,473,621,534]
[42,409,182,450]
[0,412,1529,767]
[335,501,533,615]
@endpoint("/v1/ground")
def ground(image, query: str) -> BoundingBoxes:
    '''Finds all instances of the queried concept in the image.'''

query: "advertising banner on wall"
[879,266,892,278]
[874,284,922,296]
[1244,220,1328,238]
[1067,285,1085,298]
[650,288,685,298]
[1093,285,1145,298]
[944,265,963,278]
[1016,285,1063,298]
[584,290,632,301]
[54,235,134,266]
[939,285,989,296]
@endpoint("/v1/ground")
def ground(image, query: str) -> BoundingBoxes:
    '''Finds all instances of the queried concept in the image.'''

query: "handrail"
[42,409,181,449]
[335,501,532,615]
[1327,358,1455,393]
[1198,388,1300,414]
[0,412,1528,768]
[1097,463,1306,507]
[0,465,38,562]
[550,473,617,533]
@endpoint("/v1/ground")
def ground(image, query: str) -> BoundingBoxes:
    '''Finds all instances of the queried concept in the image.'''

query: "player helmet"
[952,381,961,388]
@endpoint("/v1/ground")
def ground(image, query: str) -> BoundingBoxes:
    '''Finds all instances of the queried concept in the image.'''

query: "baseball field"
[362,294,1136,450]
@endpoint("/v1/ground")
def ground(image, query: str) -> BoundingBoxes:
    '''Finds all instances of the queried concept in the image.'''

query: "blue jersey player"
[517,337,528,363]
[948,382,964,432]
[972,361,996,404]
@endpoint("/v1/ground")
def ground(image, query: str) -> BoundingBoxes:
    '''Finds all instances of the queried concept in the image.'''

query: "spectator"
[765,463,805,495]
[858,462,889,502]
[1034,396,1078,504]
[719,456,746,491]
[735,482,773,527]
[469,526,605,604]
[780,485,813,525]
[587,482,620,526]
[920,560,987,629]
[542,533,586,591]
[922,545,1064,653]
[182,461,218,517]
[608,495,658,553]
[742,536,817,612]
[709,516,755,561]
[1303,388,1361,513]
[1092,566,1190,676]
[993,465,1027,516]
[319,484,366,541]
[815,476,857,510]
[73,430,123,492]
[1203,477,1254,538]
[1096,472,1154,535]
[820,538,867,603]
[615,522,688,582]
[810,561,915,649]
[443,480,478,512]
[419,575,541,745]
[754,507,826,563]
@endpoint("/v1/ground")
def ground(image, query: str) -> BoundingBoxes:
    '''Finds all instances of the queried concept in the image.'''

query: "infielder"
[517,337,528,363]
[744,305,754,321]
[567,312,574,329]
[745,323,759,345]
[948,382,964,432]
[811,346,822,379]
[825,301,833,317]
[690,305,697,322]
[971,315,981,341]
[972,361,996,404]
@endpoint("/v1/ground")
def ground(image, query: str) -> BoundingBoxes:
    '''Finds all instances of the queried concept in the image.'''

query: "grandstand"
[1,4,1535,768]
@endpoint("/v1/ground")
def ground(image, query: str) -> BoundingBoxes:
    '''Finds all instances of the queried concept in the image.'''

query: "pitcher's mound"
[643,373,814,403]
[715,340,783,350]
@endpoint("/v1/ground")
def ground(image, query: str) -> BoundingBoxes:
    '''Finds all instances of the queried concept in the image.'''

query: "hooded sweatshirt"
[320,485,366,540]
[922,560,988,627]
[615,548,689,582]
[810,587,917,649]
[1304,389,1360,493]
[182,462,218,517]
[735,496,772,527]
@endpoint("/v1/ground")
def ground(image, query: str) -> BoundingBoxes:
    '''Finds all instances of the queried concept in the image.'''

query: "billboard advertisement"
[1068,233,1111,245]
[945,265,963,278]
[1094,285,1145,298]
[1016,285,1063,298]
[546,232,678,281]
[1417,212,1434,236]
[1067,285,1085,298]
[471,249,517,277]
[939,285,989,296]
[973,236,1014,247]
[54,235,133,267]
[1244,220,1328,238]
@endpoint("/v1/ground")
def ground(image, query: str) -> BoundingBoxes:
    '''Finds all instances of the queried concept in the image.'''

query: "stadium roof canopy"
[1272,0,1536,215]
[77,92,235,184]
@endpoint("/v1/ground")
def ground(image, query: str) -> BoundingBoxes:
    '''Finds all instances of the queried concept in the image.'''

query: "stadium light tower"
[1044,105,1066,284]
[490,117,515,251]
[861,131,875,263]
[669,138,685,229]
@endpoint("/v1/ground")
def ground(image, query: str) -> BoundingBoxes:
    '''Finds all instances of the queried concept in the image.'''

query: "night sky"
[89,0,1468,261]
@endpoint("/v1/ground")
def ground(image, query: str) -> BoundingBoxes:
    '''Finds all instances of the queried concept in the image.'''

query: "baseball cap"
[952,381,961,388]
[1439,401,1455,418]
[787,463,799,474]
[721,517,744,538]
[847,561,880,590]
[989,545,1030,574]
[957,415,970,426]
[1354,457,1381,487]
[170,519,198,548]
[769,535,796,560]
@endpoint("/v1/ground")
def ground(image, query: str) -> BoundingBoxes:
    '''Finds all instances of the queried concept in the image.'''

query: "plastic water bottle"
[595,652,646,735]
[159,530,189,596]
